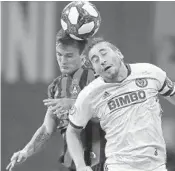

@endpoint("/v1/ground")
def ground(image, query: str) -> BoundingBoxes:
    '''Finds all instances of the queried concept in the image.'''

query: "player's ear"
[80,54,86,64]
[80,54,93,70]
[120,54,124,60]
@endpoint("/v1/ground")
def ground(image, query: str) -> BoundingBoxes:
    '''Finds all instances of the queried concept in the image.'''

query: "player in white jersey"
[66,37,175,171]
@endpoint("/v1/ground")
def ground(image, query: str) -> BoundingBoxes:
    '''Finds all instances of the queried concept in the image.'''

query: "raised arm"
[23,108,58,156]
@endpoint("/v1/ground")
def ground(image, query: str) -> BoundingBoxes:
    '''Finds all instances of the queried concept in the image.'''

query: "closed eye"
[99,49,108,56]
[102,51,107,56]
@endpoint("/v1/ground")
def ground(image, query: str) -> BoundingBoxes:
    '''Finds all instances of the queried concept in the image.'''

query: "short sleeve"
[69,91,93,129]
[153,65,175,96]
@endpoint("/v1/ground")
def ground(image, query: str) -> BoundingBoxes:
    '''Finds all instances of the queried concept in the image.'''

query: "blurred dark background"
[1,1,175,171]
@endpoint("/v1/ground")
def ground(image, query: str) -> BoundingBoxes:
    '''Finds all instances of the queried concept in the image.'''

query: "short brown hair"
[56,29,87,54]
[82,37,122,60]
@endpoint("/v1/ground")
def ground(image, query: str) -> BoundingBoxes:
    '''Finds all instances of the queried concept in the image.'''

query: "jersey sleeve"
[69,90,93,129]
[153,64,175,96]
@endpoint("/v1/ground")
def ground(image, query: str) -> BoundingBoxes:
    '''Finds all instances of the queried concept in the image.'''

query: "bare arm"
[22,125,51,157]
[66,124,86,169]
[6,109,58,171]
[22,109,57,157]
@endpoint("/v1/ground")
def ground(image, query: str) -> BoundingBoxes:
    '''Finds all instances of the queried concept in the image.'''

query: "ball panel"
[92,27,99,36]
[68,7,79,25]
[69,34,84,40]
[61,19,68,30]
[61,1,101,40]
[78,21,94,34]
[82,3,98,17]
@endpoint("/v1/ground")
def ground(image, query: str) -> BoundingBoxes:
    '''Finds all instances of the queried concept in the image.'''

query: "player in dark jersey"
[6,29,105,171]
[44,29,105,171]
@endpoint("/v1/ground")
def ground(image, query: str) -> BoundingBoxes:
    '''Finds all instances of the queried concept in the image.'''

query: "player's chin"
[104,71,115,79]
[60,68,70,74]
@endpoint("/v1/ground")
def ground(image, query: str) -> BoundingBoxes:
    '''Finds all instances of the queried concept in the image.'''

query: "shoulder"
[75,77,103,105]
[47,76,62,98]
[48,76,61,89]
[130,63,166,78]
[82,76,103,94]
[130,63,162,72]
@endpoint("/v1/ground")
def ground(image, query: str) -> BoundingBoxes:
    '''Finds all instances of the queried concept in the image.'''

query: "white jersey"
[69,63,175,170]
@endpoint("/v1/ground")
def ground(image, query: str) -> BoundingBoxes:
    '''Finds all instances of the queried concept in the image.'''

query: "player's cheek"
[94,65,101,74]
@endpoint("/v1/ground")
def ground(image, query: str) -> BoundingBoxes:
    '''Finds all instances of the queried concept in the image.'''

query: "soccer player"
[66,37,175,171]
[6,31,105,171]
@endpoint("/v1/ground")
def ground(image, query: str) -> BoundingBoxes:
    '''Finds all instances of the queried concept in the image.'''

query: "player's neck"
[117,63,129,81]
[62,68,80,77]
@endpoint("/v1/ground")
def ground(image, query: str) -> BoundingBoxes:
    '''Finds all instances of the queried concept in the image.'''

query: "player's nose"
[101,60,107,66]
[61,56,68,64]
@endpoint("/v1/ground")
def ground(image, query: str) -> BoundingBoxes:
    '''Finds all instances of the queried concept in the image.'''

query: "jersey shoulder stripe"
[69,120,83,129]
[160,77,175,96]
[130,63,175,97]
[130,63,166,90]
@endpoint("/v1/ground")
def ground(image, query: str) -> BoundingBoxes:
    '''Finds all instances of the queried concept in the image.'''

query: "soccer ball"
[61,1,101,40]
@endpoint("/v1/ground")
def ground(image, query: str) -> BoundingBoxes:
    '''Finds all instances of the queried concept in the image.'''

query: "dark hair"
[56,29,87,54]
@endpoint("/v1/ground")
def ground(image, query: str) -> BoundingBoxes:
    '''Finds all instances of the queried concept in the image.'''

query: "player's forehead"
[56,43,79,54]
[89,42,111,58]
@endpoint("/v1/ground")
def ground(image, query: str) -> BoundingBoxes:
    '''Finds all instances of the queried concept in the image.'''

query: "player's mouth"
[104,66,112,71]
[61,65,69,69]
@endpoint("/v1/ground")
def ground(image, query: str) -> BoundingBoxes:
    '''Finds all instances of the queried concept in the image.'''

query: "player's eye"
[56,52,62,57]
[66,54,73,58]
[67,55,73,58]
[102,51,107,56]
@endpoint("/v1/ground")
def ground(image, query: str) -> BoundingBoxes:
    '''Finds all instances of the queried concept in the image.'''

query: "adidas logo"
[102,91,111,99]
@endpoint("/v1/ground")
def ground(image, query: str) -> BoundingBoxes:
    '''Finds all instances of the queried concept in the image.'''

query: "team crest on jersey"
[135,78,148,88]
[165,77,174,89]
[70,79,81,96]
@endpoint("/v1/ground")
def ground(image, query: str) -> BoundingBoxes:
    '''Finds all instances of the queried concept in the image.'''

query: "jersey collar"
[101,63,131,83]
[126,63,131,77]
